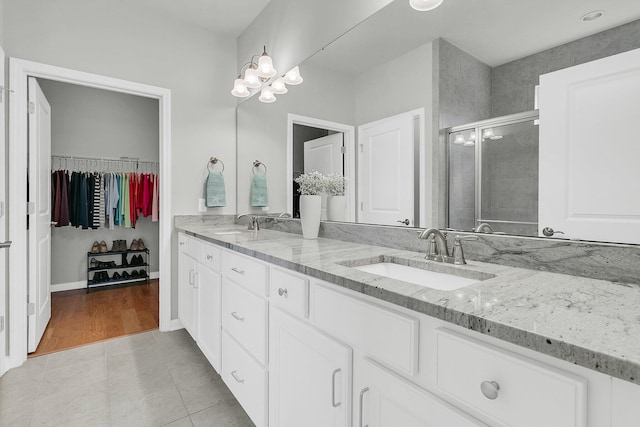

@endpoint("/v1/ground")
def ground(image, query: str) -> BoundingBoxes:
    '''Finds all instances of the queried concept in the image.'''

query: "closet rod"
[51,154,159,164]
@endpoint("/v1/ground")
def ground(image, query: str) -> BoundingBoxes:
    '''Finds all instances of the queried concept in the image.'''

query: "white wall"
[38,79,160,287]
[236,62,355,214]
[4,0,238,317]
[238,0,393,87]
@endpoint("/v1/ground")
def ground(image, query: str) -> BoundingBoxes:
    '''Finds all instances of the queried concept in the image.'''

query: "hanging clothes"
[152,174,159,222]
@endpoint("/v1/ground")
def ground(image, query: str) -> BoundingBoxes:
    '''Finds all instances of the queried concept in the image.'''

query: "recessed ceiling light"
[581,10,605,22]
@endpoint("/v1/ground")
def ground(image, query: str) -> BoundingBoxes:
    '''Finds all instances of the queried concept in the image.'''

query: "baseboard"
[52,272,160,292]
[170,318,184,331]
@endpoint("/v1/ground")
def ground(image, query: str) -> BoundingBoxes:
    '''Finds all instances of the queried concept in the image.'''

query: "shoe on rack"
[99,241,108,253]
[139,270,147,278]
[130,239,139,251]
[110,240,119,252]
[118,240,127,252]
[90,258,98,269]
[112,272,121,280]
[132,270,139,278]
[122,271,131,279]
[90,241,100,254]
[137,239,146,250]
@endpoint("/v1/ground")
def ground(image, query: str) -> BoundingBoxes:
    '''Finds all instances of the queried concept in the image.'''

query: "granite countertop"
[176,222,640,385]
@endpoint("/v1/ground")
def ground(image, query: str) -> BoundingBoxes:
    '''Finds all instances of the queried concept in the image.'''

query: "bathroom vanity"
[175,218,640,427]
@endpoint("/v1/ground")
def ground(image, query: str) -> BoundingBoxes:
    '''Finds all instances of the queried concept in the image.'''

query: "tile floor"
[0,329,255,427]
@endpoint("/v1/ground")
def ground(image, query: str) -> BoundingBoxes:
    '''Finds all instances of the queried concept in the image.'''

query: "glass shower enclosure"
[446,111,539,236]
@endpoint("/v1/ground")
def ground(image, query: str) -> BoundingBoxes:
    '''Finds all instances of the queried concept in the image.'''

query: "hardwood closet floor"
[30,279,159,357]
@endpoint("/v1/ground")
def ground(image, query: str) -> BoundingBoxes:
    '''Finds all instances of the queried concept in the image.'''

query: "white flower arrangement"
[324,173,347,196]
[294,170,326,195]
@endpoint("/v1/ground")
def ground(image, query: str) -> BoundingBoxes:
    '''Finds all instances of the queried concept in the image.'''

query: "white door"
[196,265,221,372]
[539,47,640,244]
[27,77,52,353]
[358,113,414,226]
[0,45,7,375]
[269,307,351,427]
[304,133,344,220]
[356,358,485,427]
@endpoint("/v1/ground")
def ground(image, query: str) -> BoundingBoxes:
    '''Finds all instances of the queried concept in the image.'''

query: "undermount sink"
[350,258,493,291]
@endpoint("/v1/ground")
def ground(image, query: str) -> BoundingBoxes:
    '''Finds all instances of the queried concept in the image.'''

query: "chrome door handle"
[231,312,245,322]
[359,387,370,427]
[193,272,199,288]
[542,227,565,237]
[480,380,500,400]
[231,370,244,384]
[231,267,245,275]
[331,368,341,408]
[188,269,194,285]
[397,218,410,225]
[0,241,11,249]
[277,288,288,297]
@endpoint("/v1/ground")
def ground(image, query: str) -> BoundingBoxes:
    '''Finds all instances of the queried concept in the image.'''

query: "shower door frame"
[445,110,539,233]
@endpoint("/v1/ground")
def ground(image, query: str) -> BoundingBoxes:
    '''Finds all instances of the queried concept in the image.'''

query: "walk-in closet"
[30,78,161,356]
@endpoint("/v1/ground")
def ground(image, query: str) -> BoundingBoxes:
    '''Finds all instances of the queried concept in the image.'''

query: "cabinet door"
[196,264,222,372]
[270,308,351,427]
[178,251,198,339]
[356,358,485,427]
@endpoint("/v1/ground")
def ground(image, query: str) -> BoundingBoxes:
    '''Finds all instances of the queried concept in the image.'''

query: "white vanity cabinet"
[269,307,351,427]
[177,233,222,371]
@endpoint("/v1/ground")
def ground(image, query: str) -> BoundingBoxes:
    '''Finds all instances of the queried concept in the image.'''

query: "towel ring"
[208,157,225,173]
[253,160,267,175]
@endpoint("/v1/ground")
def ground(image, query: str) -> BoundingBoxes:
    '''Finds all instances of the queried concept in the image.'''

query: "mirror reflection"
[236,0,640,241]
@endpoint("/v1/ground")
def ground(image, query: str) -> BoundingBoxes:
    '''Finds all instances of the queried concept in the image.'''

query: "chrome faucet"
[418,228,452,263]
[237,214,260,230]
[474,223,494,233]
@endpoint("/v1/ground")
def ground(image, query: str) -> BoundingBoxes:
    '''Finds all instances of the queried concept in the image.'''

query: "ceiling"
[130,0,272,37]
[311,0,640,74]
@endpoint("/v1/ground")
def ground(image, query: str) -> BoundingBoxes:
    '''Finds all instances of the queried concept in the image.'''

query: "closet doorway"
[29,78,161,356]
[8,59,172,368]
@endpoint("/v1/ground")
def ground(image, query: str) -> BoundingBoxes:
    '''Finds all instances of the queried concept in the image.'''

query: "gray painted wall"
[38,79,159,286]
[492,19,640,117]
[4,0,238,318]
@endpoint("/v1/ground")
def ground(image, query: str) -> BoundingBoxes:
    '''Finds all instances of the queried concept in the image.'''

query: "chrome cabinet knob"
[542,227,565,237]
[480,380,500,400]
[397,218,410,225]
[206,254,213,260]
[278,288,288,297]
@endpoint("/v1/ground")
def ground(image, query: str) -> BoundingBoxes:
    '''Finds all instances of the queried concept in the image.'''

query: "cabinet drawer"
[178,233,204,260]
[270,268,309,318]
[311,283,419,376]
[222,277,268,365]
[436,329,587,427]
[222,250,268,296]
[178,233,189,254]
[222,331,268,427]
[200,242,221,272]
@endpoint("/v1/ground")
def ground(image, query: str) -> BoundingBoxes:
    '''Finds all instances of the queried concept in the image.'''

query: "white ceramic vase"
[326,195,346,222]
[299,195,322,239]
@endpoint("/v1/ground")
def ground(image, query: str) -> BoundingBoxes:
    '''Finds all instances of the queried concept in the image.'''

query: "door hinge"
[28,102,35,114]
[27,201,35,215]
[360,201,364,210]
[0,201,4,218]
[0,315,4,333]
[340,146,346,154]
[0,87,3,103]
[28,302,35,316]
[359,144,364,153]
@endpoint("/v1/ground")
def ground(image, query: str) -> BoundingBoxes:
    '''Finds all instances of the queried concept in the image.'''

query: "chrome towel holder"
[253,160,267,175]
[208,157,225,173]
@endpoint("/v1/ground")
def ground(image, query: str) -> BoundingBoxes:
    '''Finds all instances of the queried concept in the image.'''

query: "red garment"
[136,173,144,219]
[129,173,138,228]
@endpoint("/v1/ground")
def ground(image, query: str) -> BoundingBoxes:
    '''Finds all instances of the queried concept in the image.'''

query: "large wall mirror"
[236,0,640,243]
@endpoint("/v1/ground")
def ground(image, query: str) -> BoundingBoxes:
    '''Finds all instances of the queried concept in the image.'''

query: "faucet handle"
[452,235,478,265]
[425,235,438,261]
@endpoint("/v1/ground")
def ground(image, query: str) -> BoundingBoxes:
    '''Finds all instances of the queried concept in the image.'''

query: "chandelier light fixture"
[231,46,304,103]
[409,0,444,12]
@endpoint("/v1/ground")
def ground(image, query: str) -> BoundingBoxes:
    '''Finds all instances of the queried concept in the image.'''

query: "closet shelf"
[87,277,148,288]
[88,263,149,272]
[86,248,150,291]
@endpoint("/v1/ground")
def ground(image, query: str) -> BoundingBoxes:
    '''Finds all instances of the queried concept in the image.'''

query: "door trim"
[287,114,355,221]
[8,58,172,369]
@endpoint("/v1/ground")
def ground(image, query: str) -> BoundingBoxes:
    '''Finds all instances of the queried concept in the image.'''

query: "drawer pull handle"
[189,269,194,285]
[231,312,245,322]
[359,387,370,427]
[480,381,500,400]
[278,288,288,297]
[207,254,213,260]
[331,368,341,408]
[231,267,245,275]
[231,370,244,384]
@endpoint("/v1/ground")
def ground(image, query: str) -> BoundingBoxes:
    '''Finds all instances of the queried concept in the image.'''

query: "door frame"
[287,114,355,221]
[0,46,6,377]
[8,58,173,369]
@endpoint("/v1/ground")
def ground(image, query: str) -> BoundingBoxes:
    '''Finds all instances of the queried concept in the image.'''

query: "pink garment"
[152,174,159,222]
